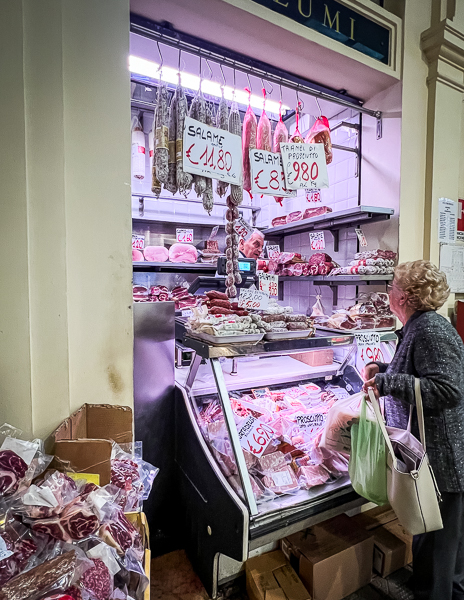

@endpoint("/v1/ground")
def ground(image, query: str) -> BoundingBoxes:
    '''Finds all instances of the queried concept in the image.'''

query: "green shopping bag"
[348,396,388,505]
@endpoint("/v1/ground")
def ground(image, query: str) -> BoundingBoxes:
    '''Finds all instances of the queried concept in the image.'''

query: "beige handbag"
[368,380,443,536]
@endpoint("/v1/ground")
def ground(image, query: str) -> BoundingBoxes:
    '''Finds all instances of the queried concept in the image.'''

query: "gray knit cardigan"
[375,310,464,493]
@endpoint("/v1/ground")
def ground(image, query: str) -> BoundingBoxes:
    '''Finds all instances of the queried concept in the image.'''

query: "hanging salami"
[175,84,193,195]
[189,92,207,197]
[131,115,145,181]
[202,103,214,214]
[165,92,178,195]
[229,100,243,206]
[242,96,257,196]
[150,108,161,197]
[273,103,289,206]
[216,93,230,198]
[154,83,169,184]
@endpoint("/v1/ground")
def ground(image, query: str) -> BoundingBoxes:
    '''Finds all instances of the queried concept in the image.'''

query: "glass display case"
[174,331,396,597]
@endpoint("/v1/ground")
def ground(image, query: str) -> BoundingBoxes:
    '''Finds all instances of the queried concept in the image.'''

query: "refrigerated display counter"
[175,331,397,597]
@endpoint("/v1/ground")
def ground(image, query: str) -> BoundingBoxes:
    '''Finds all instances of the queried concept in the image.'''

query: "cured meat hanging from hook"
[290,101,305,143]
[154,83,169,184]
[229,100,243,206]
[150,107,162,197]
[225,195,241,297]
[305,116,333,164]
[257,89,272,152]
[273,99,289,206]
[189,92,207,197]
[216,93,230,198]
[175,84,193,195]
[202,103,214,214]
[242,91,257,196]
[165,92,178,194]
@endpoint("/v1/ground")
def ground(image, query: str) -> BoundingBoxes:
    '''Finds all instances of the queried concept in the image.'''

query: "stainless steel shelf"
[316,326,397,343]
[132,261,217,272]
[278,274,393,283]
[264,205,394,238]
[183,331,354,359]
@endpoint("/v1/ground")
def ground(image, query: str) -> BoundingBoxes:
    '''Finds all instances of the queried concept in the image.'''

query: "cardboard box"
[283,515,374,600]
[350,504,397,531]
[246,550,310,600]
[51,404,132,485]
[372,520,413,577]
[291,350,334,367]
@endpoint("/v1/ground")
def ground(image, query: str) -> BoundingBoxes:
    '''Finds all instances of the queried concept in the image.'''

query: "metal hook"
[219,64,226,88]
[246,73,253,93]
[265,80,274,97]
[205,58,214,80]
[315,97,322,117]
[156,41,164,73]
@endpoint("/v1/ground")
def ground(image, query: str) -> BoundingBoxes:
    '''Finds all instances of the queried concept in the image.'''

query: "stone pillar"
[0,0,133,439]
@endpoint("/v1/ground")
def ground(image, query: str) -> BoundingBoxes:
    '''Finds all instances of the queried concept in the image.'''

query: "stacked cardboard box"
[246,550,311,600]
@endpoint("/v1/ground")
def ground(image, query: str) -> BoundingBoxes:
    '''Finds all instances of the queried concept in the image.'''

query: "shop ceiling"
[130,0,399,103]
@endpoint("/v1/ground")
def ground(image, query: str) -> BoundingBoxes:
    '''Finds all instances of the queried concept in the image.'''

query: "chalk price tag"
[266,245,280,259]
[176,228,194,243]
[238,288,269,311]
[132,234,145,250]
[183,116,242,185]
[355,228,368,247]
[238,416,275,457]
[259,273,278,296]
[249,149,296,197]
[234,217,253,241]
[306,189,322,203]
[280,143,329,190]
[309,231,325,251]
[355,332,384,367]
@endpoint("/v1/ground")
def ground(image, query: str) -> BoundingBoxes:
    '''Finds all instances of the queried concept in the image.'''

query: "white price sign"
[294,412,326,431]
[259,273,278,296]
[238,288,269,311]
[309,231,325,250]
[438,197,457,244]
[249,149,296,197]
[181,309,193,317]
[306,189,322,203]
[234,217,253,241]
[183,116,242,185]
[355,228,368,247]
[176,228,194,243]
[238,416,275,457]
[280,143,329,190]
[132,234,145,250]
[355,332,384,368]
[266,245,280,259]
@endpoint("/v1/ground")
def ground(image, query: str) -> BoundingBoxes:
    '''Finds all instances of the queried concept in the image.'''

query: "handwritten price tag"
[176,228,194,243]
[355,332,384,370]
[238,416,275,457]
[306,189,322,203]
[249,149,296,197]
[209,225,219,240]
[355,228,368,247]
[259,273,278,296]
[294,412,326,432]
[132,234,145,250]
[280,143,329,190]
[183,116,242,185]
[238,288,269,311]
[266,245,280,259]
[309,231,325,250]
[234,217,253,241]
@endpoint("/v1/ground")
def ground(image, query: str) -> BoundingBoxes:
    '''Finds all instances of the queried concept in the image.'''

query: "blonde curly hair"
[394,260,450,311]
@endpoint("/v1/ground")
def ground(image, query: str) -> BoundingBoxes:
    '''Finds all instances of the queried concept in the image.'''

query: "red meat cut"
[32,500,98,542]
[302,206,332,220]
[168,243,198,263]
[308,253,332,266]
[80,558,112,600]
[271,216,287,227]
[286,211,303,223]
[99,510,141,556]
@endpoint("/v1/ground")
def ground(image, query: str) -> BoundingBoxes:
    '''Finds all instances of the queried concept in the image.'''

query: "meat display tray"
[264,330,313,341]
[187,331,265,345]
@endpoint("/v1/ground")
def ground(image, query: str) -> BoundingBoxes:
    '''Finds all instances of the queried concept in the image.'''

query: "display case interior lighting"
[129,55,289,115]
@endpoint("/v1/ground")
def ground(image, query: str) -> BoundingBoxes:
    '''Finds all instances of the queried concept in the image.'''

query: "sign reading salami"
[176,228,194,243]
[309,231,325,250]
[183,116,242,185]
[249,149,296,197]
[238,416,275,457]
[280,143,329,190]
[132,234,145,250]
[234,217,254,241]
[238,288,269,311]
[259,273,278,296]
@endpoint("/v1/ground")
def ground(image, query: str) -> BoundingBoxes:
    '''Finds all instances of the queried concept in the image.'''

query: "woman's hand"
[362,377,380,399]
[362,363,380,382]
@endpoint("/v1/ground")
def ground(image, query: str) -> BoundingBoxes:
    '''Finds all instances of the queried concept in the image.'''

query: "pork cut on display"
[168,243,198,263]
[143,246,168,262]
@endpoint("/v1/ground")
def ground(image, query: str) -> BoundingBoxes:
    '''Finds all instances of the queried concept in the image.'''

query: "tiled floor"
[150,550,413,600]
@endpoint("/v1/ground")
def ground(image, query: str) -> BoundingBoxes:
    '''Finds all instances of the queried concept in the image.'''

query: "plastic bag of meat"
[305,116,333,165]
[0,424,53,499]
[319,392,364,454]
[110,445,159,512]
[98,508,143,560]
[16,471,81,519]
[113,548,149,600]
[297,463,331,490]
[30,498,100,542]
[0,519,45,588]
[242,100,257,193]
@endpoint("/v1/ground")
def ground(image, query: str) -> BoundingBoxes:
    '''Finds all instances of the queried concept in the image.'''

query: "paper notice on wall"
[457,199,464,243]
[440,244,464,293]
[438,198,457,244]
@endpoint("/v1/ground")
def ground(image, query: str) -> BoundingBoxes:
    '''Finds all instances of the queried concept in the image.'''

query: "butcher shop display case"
[174,330,396,597]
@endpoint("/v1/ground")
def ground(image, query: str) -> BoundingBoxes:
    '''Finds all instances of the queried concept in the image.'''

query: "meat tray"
[188,331,265,345]
[264,330,313,341]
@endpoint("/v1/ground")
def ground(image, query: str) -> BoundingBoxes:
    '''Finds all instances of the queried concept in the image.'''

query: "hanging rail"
[130,15,382,121]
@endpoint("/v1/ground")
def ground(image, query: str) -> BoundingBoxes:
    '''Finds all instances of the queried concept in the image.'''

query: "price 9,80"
[289,161,319,185]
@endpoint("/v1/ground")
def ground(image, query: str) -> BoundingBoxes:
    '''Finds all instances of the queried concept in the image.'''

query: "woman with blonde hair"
[363,260,464,600]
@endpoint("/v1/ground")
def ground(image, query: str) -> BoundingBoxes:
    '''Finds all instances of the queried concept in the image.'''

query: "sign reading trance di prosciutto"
[248,0,391,65]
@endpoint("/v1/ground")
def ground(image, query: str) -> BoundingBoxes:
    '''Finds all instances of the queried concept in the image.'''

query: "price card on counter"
[183,116,242,185]
[238,288,269,311]
[280,143,329,190]
[355,228,368,247]
[176,228,194,243]
[309,231,325,250]
[238,416,275,457]
[249,149,296,197]
[355,332,384,370]
[132,234,145,250]
[266,245,280,259]
[259,273,278,296]
[234,216,253,240]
